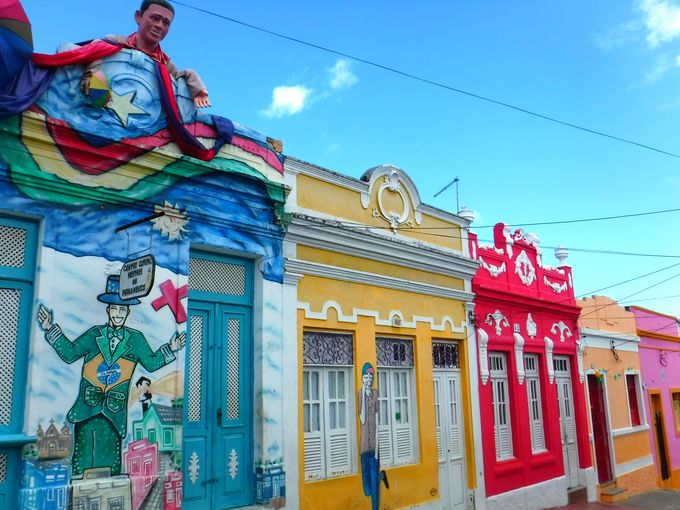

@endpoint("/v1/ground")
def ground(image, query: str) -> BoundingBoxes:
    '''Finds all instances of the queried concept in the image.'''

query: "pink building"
[164,471,182,510]
[124,438,159,510]
[628,305,680,489]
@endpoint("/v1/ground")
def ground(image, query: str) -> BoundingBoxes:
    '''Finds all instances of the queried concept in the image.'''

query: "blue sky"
[25,0,680,317]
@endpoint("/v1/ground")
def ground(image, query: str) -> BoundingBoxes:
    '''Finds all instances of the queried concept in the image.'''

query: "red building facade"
[470,224,594,509]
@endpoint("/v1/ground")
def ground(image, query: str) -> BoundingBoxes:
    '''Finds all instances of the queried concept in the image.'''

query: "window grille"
[432,341,459,369]
[0,225,26,269]
[377,337,414,368]
[189,258,246,296]
[303,331,353,366]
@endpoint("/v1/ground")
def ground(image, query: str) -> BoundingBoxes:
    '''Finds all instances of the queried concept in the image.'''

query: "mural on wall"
[359,362,381,510]
[36,274,185,476]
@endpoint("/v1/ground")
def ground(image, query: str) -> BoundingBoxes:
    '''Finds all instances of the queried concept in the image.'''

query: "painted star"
[105,89,147,127]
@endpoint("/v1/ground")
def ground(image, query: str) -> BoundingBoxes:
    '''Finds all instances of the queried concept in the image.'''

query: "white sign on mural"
[119,254,155,299]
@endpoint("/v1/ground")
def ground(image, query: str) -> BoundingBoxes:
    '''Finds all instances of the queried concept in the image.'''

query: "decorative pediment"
[360,165,423,233]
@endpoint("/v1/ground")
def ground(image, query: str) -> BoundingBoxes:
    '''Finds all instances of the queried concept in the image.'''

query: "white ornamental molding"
[550,321,573,343]
[515,250,536,286]
[576,341,586,384]
[526,313,537,339]
[545,337,555,384]
[514,333,526,385]
[188,451,200,485]
[543,275,567,294]
[228,449,239,480]
[479,257,506,278]
[360,166,422,233]
[485,310,509,336]
[478,328,490,385]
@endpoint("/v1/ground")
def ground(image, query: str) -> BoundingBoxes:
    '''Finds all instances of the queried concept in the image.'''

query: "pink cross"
[152,279,188,323]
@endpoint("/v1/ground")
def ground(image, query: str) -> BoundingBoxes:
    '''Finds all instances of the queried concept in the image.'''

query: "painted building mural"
[0,3,288,508]
[469,223,595,510]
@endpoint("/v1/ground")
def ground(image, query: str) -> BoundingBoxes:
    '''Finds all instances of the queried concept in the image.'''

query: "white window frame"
[489,351,514,461]
[524,353,546,453]
[302,331,356,481]
[624,370,646,427]
[377,337,419,468]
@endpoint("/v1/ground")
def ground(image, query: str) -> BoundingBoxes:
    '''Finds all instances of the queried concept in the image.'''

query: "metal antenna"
[434,177,460,212]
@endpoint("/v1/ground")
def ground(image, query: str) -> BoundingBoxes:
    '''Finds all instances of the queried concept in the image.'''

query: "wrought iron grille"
[377,337,414,368]
[189,258,246,296]
[432,341,459,369]
[303,331,353,366]
[0,287,20,425]
[0,225,26,269]
[227,319,240,420]
[0,453,6,482]
[187,315,203,422]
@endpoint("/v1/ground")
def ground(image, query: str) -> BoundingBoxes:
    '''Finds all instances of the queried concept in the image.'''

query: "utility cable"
[173,1,680,160]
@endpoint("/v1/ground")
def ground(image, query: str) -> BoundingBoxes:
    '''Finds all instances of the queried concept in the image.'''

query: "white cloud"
[261,85,313,118]
[644,53,677,82]
[595,20,642,51]
[639,0,680,47]
[328,59,358,90]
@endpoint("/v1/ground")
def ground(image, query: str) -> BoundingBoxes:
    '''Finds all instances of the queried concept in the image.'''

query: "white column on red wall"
[514,333,526,385]
[478,328,490,385]
[576,341,585,384]
[545,337,555,384]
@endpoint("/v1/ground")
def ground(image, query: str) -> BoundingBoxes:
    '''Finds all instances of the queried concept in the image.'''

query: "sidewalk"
[548,489,680,509]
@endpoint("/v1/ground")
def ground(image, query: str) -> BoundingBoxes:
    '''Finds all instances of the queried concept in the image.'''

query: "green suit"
[45,323,176,475]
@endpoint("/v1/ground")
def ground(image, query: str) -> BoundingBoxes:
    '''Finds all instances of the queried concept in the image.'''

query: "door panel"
[555,357,579,488]
[434,370,468,509]
[587,374,612,484]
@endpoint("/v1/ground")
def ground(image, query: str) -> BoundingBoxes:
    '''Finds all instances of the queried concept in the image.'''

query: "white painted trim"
[287,258,475,303]
[514,333,525,385]
[579,467,597,502]
[297,300,467,333]
[578,327,640,352]
[614,455,654,477]
[611,424,650,437]
[285,157,472,227]
[287,215,478,281]
[485,475,568,510]
[478,328,490,385]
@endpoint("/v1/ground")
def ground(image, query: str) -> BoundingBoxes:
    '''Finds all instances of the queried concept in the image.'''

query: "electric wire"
[173,1,680,160]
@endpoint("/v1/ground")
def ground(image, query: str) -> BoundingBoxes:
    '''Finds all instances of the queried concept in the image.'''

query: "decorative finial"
[555,245,569,267]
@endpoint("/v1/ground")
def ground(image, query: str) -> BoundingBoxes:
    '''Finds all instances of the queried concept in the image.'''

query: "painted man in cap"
[37,274,185,477]
[359,362,380,510]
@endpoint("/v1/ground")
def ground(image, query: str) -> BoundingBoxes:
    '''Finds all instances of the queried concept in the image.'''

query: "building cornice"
[578,327,640,352]
[287,214,478,282]
[286,258,475,302]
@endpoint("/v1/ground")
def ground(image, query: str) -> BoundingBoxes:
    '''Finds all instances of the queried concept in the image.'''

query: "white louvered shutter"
[490,352,513,461]
[524,354,546,453]
[303,369,324,480]
[434,377,444,462]
[562,380,576,444]
[377,371,394,467]
[325,369,351,477]
[391,370,414,465]
[448,374,463,459]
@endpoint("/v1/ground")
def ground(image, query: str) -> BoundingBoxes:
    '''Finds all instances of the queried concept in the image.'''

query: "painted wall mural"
[0,3,288,507]
[358,362,380,510]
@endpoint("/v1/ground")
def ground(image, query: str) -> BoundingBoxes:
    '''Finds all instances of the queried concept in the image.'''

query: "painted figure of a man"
[359,362,380,510]
[82,0,211,108]
[37,274,185,476]
[136,376,152,415]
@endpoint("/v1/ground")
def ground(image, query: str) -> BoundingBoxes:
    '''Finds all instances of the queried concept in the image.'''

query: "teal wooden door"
[183,253,253,509]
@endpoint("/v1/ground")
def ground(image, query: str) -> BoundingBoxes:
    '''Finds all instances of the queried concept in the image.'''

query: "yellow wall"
[298,276,474,510]
[296,173,463,251]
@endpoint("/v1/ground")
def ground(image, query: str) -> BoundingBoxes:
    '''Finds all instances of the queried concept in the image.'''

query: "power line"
[173,1,680,160]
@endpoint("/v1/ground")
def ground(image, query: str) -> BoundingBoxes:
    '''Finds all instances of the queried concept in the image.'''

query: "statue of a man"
[82,0,211,108]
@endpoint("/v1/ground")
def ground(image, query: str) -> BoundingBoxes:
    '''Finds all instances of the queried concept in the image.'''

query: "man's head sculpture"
[134,0,175,53]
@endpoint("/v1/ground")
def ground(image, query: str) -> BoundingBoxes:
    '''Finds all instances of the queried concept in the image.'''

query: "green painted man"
[37,274,185,476]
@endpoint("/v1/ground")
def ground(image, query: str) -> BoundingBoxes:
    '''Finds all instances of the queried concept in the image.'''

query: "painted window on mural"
[672,391,680,435]
[490,352,513,461]
[524,354,546,453]
[376,337,418,467]
[625,373,643,427]
[302,331,355,481]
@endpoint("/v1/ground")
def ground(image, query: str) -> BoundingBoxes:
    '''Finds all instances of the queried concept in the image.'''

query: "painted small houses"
[283,161,480,509]
[577,296,655,502]
[627,306,680,489]
[469,223,594,509]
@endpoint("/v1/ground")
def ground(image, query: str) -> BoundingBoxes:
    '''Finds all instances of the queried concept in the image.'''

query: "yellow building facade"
[281,161,480,510]
[577,296,656,503]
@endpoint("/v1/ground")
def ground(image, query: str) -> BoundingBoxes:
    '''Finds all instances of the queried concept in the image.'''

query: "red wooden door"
[587,374,613,483]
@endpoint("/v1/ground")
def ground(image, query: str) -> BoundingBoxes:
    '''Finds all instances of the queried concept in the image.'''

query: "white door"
[554,356,579,488]
[434,370,468,509]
